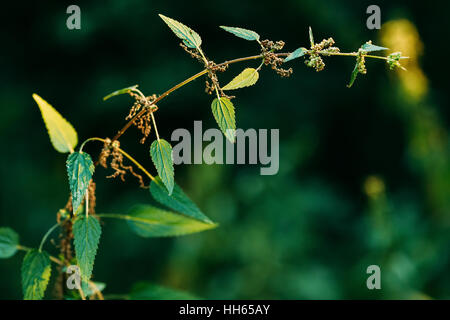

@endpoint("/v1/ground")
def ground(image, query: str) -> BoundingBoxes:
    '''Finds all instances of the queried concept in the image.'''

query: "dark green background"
[1,0,449,299]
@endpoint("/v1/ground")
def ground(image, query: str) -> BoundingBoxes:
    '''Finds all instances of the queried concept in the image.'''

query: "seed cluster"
[356,48,367,75]
[99,139,146,188]
[305,37,340,72]
[387,52,403,70]
[261,39,293,77]
[126,93,158,144]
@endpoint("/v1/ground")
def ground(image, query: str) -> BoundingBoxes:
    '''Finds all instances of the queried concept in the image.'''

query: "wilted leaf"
[0,227,19,259]
[103,85,138,101]
[126,205,217,237]
[150,139,174,195]
[21,250,51,300]
[211,97,235,143]
[33,94,78,153]
[150,177,213,224]
[73,215,101,282]
[220,26,260,41]
[66,152,95,214]
[159,14,202,49]
[130,282,198,300]
[284,47,307,62]
[222,68,259,90]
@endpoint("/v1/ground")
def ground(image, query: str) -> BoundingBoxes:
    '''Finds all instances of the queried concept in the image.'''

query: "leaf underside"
[220,26,260,41]
[159,14,202,49]
[284,47,307,63]
[361,42,388,52]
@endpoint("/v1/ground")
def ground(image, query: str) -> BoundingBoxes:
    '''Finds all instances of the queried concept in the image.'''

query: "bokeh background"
[1,0,449,299]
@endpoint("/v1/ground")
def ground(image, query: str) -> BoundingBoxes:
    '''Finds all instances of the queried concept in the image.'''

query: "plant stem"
[316,50,391,61]
[16,244,31,251]
[96,214,132,220]
[85,189,89,218]
[116,146,155,182]
[80,137,155,181]
[109,54,274,144]
[38,223,60,252]
[150,112,160,141]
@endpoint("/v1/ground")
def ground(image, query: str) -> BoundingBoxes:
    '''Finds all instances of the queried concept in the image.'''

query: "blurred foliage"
[0,0,449,299]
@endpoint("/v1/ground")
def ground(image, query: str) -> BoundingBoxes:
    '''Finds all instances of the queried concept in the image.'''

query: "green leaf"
[284,47,307,62]
[211,97,236,143]
[222,68,259,90]
[33,93,78,153]
[21,249,51,300]
[309,26,314,46]
[66,152,95,214]
[150,177,213,224]
[73,215,101,282]
[103,85,138,101]
[0,227,19,258]
[220,26,260,41]
[129,282,198,300]
[347,60,359,88]
[361,42,388,52]
[150,139,174,195]
[126,205,217,237]
[158,14,202,49]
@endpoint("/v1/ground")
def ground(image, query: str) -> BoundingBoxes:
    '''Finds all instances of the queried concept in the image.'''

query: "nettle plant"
[0,14,406,300]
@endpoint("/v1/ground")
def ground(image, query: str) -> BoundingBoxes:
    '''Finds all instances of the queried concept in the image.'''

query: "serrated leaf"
[150,177,212,224]
[66,152,95,214]
[130,282,198,300]
[21,250,51,300]
[347,60,359,88]
[284,47,307,63]
[361,42,388,52]
[33,94,78,153]
[0,227,19,258]
[150,139,174,195]
[159,14,202,49]
[73,215,101,282]
[222,68,259,90]
[126,205,217,237]
[211,97,236,143]
[220,26,260,41]
[103,85,138,101]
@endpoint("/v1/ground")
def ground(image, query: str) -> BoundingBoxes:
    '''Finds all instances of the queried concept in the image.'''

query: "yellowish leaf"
[222,68,259,90]
[33,94,78,153]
